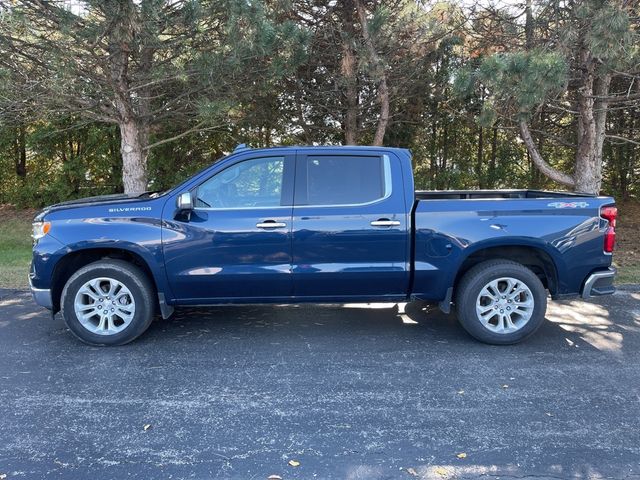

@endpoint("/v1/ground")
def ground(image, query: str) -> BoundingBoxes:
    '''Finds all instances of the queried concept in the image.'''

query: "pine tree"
[0,0,306,194]
[456,0,639,194]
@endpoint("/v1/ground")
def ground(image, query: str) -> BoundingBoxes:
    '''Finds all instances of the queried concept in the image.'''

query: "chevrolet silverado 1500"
[30,145,617,345]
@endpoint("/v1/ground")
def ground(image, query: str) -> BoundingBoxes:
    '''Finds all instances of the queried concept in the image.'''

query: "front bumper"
[581,267,616,299]
[29,275,53,310]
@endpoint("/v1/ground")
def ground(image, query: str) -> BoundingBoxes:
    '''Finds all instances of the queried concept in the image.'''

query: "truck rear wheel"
[60,259,155,346]
[455,260,547,345]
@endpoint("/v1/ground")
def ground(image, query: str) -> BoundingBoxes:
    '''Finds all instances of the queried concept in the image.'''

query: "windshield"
[164,153,230,195]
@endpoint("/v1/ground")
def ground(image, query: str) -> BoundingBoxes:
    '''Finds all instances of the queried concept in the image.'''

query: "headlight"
[32,221,51,241]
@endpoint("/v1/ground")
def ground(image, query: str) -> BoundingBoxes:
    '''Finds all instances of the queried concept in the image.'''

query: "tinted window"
[304,155,387,206]
[195,156,284,209]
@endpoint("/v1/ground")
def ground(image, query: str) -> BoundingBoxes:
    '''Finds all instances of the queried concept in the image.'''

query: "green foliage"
[369,6,389,36]
[0,121,121,207]
[452,66,475,99]
[467,50,567,121]
[578,1,634,62]
[0,0,638,205]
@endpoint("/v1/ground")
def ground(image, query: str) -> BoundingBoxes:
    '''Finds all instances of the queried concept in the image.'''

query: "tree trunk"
[519,120,575,187]
[620,106,636,201]
[525,0,534,48]
[341,30,358,145]
[531,122,545,188]
[572,47,611,195]
[430,120,438,186]
[590,73,611,193]
[476,126,484,188]
[14,125,26,178]
[119,120,148,194]
[108,1,148,195]
[573,50,598,193]
[441,122,449,188]
[355,0,389,146]
[108,126,124,193]
[371,73,390,146]
[489,126,498,187]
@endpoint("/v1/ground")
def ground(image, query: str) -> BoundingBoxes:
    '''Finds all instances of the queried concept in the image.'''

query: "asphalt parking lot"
[1,288,640,480]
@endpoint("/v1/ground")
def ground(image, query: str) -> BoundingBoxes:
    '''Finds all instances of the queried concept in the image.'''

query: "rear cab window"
[296,154,392,206]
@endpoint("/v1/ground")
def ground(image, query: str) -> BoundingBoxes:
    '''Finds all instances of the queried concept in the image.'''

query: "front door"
[291,150,410,301]
[163,154,295,303]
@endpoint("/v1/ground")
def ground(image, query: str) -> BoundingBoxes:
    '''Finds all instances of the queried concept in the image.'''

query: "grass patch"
[614,201,640,284]
[0,201,638,290]
[0,206,35,289]
[616,263,640,284]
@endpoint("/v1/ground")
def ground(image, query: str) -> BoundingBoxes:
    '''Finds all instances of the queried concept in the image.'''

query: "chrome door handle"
[256,221,287,229]
[371,219,400,227]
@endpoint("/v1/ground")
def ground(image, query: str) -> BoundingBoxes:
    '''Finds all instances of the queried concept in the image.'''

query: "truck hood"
[34,192,160,220]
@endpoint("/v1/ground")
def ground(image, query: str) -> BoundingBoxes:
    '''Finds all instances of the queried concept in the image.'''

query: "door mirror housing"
[177,192,193,211]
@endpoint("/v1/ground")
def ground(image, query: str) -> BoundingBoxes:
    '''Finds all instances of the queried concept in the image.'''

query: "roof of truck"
[231,144,410,156]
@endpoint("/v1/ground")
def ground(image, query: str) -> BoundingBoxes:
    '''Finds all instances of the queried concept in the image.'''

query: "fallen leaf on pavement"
[288,459,300,467]
[267,475,282,480]
[545,412,554,417]
[143,424,152,431]
[406,467,418,476]
[435,466,448,477]
[0,474,7,479]
[456,452,467,458]
[457,390,464,394]
[501,384,509,389]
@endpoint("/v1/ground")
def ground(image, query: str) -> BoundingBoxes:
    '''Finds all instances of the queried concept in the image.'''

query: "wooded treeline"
[0,0,638,206]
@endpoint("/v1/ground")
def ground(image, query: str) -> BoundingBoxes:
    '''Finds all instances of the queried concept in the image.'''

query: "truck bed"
[415,189,596,200]
[410,190,613,304]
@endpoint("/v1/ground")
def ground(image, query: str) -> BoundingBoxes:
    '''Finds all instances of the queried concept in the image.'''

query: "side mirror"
[176,192,193,211]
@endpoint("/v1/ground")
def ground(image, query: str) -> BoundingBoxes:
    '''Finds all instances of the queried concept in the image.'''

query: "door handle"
[256,220,287,229]
[371,219,401,227]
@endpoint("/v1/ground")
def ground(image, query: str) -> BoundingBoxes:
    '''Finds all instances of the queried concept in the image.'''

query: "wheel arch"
[453,243,560,296]
[51,246,161,312]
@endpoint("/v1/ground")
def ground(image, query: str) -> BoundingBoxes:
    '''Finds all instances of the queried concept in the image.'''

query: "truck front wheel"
[60,259,155,346]
[455,260,547,345]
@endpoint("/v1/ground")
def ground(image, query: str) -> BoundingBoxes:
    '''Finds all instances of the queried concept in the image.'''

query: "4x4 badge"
[547,201,589,208]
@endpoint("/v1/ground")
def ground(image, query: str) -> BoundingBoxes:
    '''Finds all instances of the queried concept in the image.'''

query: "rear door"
[291,149,410,301]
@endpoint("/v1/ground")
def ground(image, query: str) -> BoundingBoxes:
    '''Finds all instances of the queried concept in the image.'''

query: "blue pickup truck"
[30,145,617,346]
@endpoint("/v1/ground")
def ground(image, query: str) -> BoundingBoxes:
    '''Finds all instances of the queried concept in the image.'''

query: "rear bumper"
[581,267,616,299]
[29,275,53,310]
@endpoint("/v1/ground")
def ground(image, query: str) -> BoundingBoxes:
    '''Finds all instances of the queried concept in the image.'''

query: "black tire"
[454,259,547,345]
[60,259,155,346]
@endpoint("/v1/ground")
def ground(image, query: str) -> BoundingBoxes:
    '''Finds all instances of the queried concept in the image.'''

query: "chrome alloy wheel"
[73,277,136,335]
[475,277,534,334]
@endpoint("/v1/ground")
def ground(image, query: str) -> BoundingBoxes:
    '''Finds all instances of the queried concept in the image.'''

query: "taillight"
[600,206,617,253]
